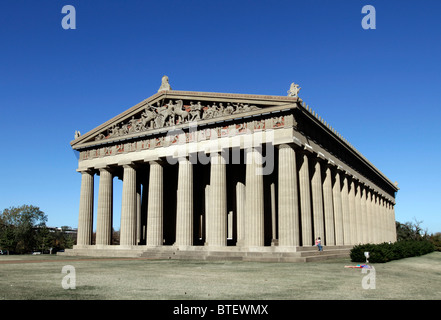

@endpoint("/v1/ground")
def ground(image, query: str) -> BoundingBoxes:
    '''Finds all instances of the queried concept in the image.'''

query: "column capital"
[96,165,115,174]
[277,143,294,150]
[144,152,160,163]
[209,151,227,164]
[177,155,192,163]
[148,159,164,166]
[76,168,95,174]
[117,160,138,169]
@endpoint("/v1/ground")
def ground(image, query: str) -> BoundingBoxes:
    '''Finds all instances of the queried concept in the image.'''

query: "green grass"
[1,252,440,300]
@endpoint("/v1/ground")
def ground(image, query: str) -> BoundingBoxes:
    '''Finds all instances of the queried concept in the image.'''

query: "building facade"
[68,77,398,259]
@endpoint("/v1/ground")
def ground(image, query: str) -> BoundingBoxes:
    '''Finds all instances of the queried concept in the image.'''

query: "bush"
[350,240,435,263]
[428,233,441,252]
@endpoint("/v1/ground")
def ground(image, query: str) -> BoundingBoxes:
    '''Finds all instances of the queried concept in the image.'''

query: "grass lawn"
[0,252,440,300]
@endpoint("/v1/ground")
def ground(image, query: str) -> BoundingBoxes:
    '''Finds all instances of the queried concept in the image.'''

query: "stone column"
[323,164,335,246]
[206,152,227,246]
[96,168,113,246]
[299,151,313,246]
[384,199,389,242]
[270,182,277,244]
[236,181,246,246]
[332,170,344,246]
[372,193,379,243]
[311,158,325,243]
[360,186,368,244]
[384,201,390,242]
[377,197,382,243]
[136,181,142,244]
[244,148,264,247]
[387,200,394,242]
[380,197,387,242]
[120,164,137,246]
[205,184,210,241]
[354,182,362,244]
[175,157,193,246]
[366,190,373,243]
[77,170,94,246]
[391,203,397,242]
[278,144,299,247]
[228,211,233,240]
[341,174,351,245]
[348,179,357,245]
[389,202,395,242]
[146,161,163,246]
[372,192,378,243]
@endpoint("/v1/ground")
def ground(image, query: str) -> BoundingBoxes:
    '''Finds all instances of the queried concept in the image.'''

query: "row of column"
[277,144,397,246]
[77,144,396,247]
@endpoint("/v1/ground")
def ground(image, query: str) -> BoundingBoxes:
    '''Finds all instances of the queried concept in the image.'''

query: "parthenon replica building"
[65,76,398,261]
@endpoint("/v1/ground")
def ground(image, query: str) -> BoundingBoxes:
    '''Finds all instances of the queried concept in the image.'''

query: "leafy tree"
[51,226,75,251]
[0,205,47,254]
[35,226,53,253]
[0,224,15,254]
[396,218,428,241]
[428,232,441,251]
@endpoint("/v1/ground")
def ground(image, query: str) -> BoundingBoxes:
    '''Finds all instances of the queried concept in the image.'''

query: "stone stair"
[60,245,352,262]
[139,245,352,262]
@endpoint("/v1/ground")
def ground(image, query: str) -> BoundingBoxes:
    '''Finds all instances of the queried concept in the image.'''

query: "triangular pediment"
[71,90,299,150]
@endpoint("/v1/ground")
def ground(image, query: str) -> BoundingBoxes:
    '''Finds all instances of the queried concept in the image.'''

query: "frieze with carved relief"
[94,100,261,141]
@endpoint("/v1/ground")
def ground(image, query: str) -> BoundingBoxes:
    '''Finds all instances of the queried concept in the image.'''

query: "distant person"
[315,237,323,252]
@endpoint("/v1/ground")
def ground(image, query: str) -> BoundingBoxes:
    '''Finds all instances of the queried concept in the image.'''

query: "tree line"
[396,219,441,251]
[0,205,75,254]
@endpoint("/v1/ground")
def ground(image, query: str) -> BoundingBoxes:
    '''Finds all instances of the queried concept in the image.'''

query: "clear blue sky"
[0,0,440,234]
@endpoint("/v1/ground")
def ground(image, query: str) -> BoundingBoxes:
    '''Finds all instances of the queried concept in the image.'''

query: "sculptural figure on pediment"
[90,96,263,143]
[232,103,242,114]
[108,124,119,137]
[202,104,215,120]
[151,101,173,127]
[158,75,172,92]
[215,102,224,117]
[138,106,158,130]
[172,100,189,124]
[95,133,105,141]
[242,103,258,112]
[119,122,129,135]
[287,82,301,97]
[128,116,138,133]
[223,103,234,115]
[189,101,202,121]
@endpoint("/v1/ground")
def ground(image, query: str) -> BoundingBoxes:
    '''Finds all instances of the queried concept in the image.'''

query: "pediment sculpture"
[94,99,260,141]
